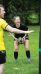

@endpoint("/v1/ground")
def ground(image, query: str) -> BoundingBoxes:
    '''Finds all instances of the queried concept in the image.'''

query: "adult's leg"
[0,64,4,74]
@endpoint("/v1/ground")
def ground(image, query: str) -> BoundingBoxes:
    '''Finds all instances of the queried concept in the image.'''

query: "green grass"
[4,26,39,74]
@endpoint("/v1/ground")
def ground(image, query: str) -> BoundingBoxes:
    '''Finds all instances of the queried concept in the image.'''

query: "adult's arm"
[6,25,34,34]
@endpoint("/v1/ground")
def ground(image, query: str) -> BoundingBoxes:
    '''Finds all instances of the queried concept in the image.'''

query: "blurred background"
[0,0,39,25]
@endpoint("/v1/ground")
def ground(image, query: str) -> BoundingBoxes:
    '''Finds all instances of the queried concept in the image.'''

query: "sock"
[26,50,30,59]
[14,51,18,60]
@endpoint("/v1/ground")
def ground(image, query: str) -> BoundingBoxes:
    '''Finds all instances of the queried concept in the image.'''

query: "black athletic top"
[9,22,28,38]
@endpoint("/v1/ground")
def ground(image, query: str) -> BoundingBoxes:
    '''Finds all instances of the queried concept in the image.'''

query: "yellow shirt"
[0,18,8,51]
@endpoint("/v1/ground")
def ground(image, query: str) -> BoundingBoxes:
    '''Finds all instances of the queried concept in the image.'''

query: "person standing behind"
[9,16,32,63]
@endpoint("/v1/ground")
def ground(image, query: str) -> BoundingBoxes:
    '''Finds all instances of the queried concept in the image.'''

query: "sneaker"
[28,59,31,63]
[14,59,18,62]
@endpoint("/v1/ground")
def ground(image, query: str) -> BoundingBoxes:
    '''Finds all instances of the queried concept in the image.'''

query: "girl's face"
[14,17,21,27]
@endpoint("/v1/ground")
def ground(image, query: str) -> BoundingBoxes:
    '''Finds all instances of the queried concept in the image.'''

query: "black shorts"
[14,35,29,44]
[14,35,29,41]
[0,50,6,64]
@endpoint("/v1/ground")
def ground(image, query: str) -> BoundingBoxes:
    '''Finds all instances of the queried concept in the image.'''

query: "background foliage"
[0,0,39,25]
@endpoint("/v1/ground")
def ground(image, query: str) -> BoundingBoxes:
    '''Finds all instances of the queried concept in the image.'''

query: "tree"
[2,0,39,25]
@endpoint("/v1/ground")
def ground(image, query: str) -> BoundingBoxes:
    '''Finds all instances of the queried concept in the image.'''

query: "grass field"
[4,26,39,74]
